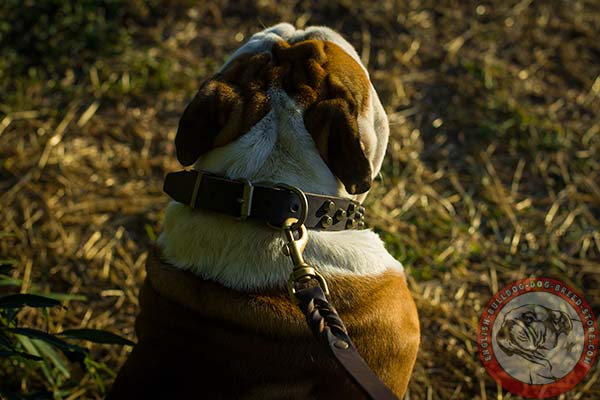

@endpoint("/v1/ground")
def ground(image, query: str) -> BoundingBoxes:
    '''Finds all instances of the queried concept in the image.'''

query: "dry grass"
[1,1,599,399]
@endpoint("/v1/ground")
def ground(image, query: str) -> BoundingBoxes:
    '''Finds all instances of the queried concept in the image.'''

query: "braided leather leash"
[280,215,399,400]
[294,285,399,400]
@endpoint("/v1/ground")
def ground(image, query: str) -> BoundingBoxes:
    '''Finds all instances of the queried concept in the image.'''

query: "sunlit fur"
[157,24,401,291]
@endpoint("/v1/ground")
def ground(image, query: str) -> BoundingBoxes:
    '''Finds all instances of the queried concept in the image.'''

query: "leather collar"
[163,170,366,231]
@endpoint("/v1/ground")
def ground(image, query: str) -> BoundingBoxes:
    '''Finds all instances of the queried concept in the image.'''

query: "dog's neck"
[157,90,402,291]
[191,89,351,199]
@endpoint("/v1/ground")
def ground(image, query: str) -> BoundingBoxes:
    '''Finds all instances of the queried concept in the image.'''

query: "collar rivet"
[322,200,335,214]
[334,340,349,349]
[347,203,357,215]
[334,209,346,222]
[319,216,333,228]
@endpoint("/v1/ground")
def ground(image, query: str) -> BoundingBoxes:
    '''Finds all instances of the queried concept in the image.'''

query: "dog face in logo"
[497,304,573,373]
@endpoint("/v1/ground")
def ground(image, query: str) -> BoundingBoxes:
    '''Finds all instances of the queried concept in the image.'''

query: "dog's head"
[175,23,389,197]
[497,304,573,363]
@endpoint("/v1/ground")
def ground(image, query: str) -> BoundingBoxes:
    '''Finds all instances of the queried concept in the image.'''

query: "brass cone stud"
[347,203,357,215]
[322,200,335,214]
[334,209,346,222]
[320,215,333,228]
[346,218,356,229]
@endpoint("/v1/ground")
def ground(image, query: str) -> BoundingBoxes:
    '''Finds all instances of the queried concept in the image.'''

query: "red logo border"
[478,278,598,398]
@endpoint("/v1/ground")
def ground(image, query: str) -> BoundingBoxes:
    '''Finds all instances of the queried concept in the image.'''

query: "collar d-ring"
[274,183,308,231]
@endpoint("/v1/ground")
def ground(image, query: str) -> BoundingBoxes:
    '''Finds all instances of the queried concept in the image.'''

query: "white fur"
[157,25,401,291]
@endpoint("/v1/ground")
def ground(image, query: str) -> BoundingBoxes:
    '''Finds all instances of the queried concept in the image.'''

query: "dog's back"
[108,249,419,399]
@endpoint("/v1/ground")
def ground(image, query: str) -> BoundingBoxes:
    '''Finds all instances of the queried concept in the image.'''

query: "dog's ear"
[552,310,573,334]
[176,80,241,166]
[304,97,372,194]
[175,53,272,166]
[496,321,517,356]
[273,40,373,195]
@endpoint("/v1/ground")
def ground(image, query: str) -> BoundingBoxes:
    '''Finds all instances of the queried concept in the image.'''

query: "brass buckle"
[237,178,254,220]
[189,171,204,208]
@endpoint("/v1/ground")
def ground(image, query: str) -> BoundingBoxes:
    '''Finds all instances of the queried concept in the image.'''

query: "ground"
[0,0,599,399]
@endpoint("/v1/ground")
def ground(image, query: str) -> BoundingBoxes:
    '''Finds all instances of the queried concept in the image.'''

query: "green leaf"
[84,356,116,393]
[30,292,87,302]
[8,328,88,355]
[6,308,19,324]
[30,339,70,378]
[0,294,61,309]
[0,349,43,361]
[58,329,135,346]
[17,336,55,386]
[0,276,23,287]
[0,330,13,349]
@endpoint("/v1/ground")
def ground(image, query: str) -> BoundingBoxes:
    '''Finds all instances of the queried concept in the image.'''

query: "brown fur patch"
[175,39,375,194]
[271,40,373,194]
[108,248,420,399]
[175,52,272,166]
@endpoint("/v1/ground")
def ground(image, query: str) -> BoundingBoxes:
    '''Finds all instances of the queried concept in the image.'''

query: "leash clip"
[282,217,329,301]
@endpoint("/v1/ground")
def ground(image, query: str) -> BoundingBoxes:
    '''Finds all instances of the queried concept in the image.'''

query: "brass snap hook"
[281,217,330,300]
[281,218,308,263]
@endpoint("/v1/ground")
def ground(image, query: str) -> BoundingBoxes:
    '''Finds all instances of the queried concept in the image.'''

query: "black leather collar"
[163,170,366,231]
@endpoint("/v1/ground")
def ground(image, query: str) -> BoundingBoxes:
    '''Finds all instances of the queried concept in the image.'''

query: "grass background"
[1,0,599,398]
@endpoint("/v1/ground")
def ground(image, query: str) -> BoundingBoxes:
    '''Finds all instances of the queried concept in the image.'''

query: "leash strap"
[279,217,400,400]
[294,285,400,400]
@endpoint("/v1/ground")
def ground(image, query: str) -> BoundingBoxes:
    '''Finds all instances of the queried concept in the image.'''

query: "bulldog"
[497,304,574,384]
[107,23,420,399]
